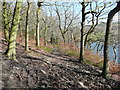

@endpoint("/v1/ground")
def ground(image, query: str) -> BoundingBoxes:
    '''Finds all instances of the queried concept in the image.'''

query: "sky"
[40,0,119,23]
[1,0,119,23]
[113,12,120,22]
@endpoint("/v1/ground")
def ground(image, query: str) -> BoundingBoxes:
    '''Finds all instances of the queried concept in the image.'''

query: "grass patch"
[40,46,52,53]
[52,44,104,69]
[84,59,94,65]
[66,50,79,57]
[84,59,103,68]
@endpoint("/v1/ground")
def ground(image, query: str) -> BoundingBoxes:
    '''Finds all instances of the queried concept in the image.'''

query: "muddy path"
[0,39,119,89]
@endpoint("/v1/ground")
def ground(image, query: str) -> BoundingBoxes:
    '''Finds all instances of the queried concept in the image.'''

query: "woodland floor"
[0,38,120,89]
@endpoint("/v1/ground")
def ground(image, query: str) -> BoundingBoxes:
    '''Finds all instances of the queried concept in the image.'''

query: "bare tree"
[25,0,30,51]
[5,0,22,60]
[79,1,86,62]
[102,1,120,78]
[79,1,112,63]
[84,2,110,47]
[36,0,43,47]
[3,0,9,42]
[54,3,78,44]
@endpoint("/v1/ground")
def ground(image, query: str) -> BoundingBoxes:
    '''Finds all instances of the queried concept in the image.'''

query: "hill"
[0,38,119,89]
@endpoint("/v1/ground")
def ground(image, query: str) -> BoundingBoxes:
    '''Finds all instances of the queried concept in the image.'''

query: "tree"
[3,0,9,42]
[79,1,112,63]
[84,2,109,47]
[79,1,86,63]
[5,0,22,60]
[102,1,120,78]
[36,0,42,47]
[25,0,30,51]
[40,10,56,45]
[54,3,77,44]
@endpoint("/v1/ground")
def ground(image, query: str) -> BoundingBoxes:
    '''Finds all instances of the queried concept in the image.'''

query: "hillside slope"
[0,39,119,89]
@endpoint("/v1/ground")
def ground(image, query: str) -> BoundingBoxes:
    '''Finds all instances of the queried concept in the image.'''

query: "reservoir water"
[90,42,120,64]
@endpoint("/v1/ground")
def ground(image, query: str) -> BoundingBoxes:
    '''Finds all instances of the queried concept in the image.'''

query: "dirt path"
[0,39,119,89]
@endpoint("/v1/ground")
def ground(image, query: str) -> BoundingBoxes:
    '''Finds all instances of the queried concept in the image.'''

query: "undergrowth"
[57,43,103,68]
[40,46,52,53]
[16,36,120,80]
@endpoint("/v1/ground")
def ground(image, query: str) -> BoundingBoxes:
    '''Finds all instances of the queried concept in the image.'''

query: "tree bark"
[102,1,120,78]
[25,0,30,51]
[79,2,85,63]
[3,0,9,42]
[36,1,42,47]
[113,46,116,61]
[5,0,22,60]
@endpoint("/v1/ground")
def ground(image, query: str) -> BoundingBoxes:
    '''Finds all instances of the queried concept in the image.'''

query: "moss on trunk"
[25,1,30,51]
[5,0,22,60]
[3,1,9,42]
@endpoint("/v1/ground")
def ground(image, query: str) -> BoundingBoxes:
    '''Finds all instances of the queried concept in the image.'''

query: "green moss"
[53,45,59,48]
[41,46,52,53]
[84,59,103,68]
[84,59,94,65]
[66,50,79,57]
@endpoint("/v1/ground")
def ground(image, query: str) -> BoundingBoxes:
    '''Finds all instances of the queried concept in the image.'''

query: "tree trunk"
[5,0,22,60]
[3,0,9,42]
[25,1,30,51]
[102,2,120,78]
[99,45,103,52]
[43,24,47,46]
[36,2,41,47]
[79,2,85,63]
[84,25,96,47]
[43,28,46,46]
[113,46,116,61]
[62,33,66,44]
[97,42,100,54]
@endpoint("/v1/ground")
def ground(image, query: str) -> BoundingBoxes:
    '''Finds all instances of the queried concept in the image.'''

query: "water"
[90,42,120,64]
[116,45,120,64]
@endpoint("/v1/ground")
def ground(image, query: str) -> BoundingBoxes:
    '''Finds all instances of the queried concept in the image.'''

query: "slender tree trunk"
[18,18,22,37]
[36,2,41,47]
[113,46,116,61]
[102,2,120,78]
[3,0,9,42]
[43,28,46,45]
[93,42,98,50]
[70,30,74,44]
[79,2,85,63]
[43,24,47,46]
[99,45,103,52]
[25,1,30,51]
[62,33,66,44]
[84,34,89,47]
[97,42,100,54]
[5,0,22,60]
